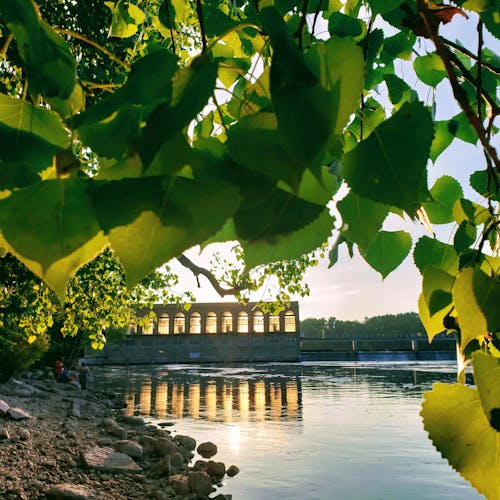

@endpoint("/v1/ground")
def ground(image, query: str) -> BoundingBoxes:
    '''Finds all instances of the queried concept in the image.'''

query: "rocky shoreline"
[0,370,239,499]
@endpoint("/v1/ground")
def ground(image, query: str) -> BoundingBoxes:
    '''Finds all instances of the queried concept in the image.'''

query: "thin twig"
[311,0,325,37]
[417,0,499,170]
[441,37,500,76]
[213,93,229,135]
[195,0,207,53]
[476,20,483,123]
[54,28,130,70]
[0,33,14,58]
[162,0,177,55]
[295,0,310,50]
[360,17,374,141]
[206,23,261,53]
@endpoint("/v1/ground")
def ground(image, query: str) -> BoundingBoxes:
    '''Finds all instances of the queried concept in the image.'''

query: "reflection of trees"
[125,375,303,422]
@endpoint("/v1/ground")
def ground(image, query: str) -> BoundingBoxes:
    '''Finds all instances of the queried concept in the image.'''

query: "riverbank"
[0,370,238,499]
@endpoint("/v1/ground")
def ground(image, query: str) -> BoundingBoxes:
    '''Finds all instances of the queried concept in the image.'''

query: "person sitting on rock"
[54,360,69,383]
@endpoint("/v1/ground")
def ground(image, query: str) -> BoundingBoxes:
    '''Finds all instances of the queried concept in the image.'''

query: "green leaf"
[419,265,455,339]
[470,169,500,202]
[362,230,412,278]
[367,0,405,14]
[421,383,500,500]
[473,352,500,432]
[139,57,218,166]
[384,75,417,107]
[105,1,145,38]
[328,12,365,38]
[0,179,107,297]
[342,101,433,215]
[430,120,455,162]
[0,93,70,170]
[337,191,388,252]
[381,31,416,61]
[448,112,478,144]
[243,209,333,268]
[453,198,490,226]
[0,0,76,99]
[413,236,459,275]
[453,266,500,351]
[88,176,240,286]
[422,175,464,224]
[414,53,447,87]
[227,112,303,190]
[0,162,40,191]
[262,7,363,174]
[454,220,477,253]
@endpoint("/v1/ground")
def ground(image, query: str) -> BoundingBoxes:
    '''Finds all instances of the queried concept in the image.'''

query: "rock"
[0,399,9,415]
[0,379,40,397]
[116,415,145,427]
[188,471,215,495]
[18,429,31,441]
[192,460,208,471]
[105,424,127,438]
[207,460,226,480]
[7,406,33,420]
[158,421,175,427]
[0,427,9,440]
[226,465,240,477]
[96,437,113,447]
[197,441,217,459]
[46,483,98,499]
[81,446,142,473]
[151,456,171,476]
[114,440,143,459]
[169,451,185,468]
[169,474,189,495]
[175,434,196,451]
[154,438,179,457]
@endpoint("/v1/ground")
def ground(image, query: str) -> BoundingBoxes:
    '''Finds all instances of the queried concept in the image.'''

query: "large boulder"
[188,471,215,495]
[114,440,143,459]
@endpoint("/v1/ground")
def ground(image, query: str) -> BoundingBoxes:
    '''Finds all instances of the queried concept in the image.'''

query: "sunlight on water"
[94,362,481,500]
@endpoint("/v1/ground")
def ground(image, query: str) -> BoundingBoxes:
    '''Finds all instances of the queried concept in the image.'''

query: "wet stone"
[80,446,142,473]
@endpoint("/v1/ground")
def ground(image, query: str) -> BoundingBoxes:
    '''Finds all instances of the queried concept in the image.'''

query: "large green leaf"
[413,236,459,275]
[342,101,433,215]
[473,352,500,432]
[419,265,455,339]
[88,176,240,286]
[139,57,218,166]
[422,175,464,224]
[262,6,363,175]
[0,162,40,191]
[243,209,333,269]
[227,112,303,189]
[0,0,76,99]
[0,93,70,170]
[0,179,107,296]
[430,120,455,162]
[337,191,388,252]
[362,230,412,278]
[421,382,500,500]
[453,266,500,351]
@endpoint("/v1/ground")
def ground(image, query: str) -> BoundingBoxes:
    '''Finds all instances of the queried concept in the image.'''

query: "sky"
[171,12,498,322]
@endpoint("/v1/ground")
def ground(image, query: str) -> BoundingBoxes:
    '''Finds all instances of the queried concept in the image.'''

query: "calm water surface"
[92,362,481,500]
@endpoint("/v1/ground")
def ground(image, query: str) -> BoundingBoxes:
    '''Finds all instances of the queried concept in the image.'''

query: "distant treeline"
[300,312,425,339]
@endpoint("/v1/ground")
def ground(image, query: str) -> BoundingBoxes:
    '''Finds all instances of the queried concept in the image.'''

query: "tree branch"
[295,0,309,51]
[55,28,130,70]
[176,254,243,297]
[417,0,499,170]
[441,37,500,76]
[162,0,177,55]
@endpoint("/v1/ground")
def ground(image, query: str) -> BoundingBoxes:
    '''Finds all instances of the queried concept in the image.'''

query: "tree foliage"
[0,0,499,495]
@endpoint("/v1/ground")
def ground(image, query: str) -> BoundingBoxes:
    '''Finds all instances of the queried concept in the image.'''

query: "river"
[91,362,482,500]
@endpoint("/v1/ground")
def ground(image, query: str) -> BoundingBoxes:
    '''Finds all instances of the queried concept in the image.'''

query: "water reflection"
[122,373,302,422]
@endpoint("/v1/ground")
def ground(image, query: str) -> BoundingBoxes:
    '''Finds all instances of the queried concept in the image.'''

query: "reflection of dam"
[123,376,302,422]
